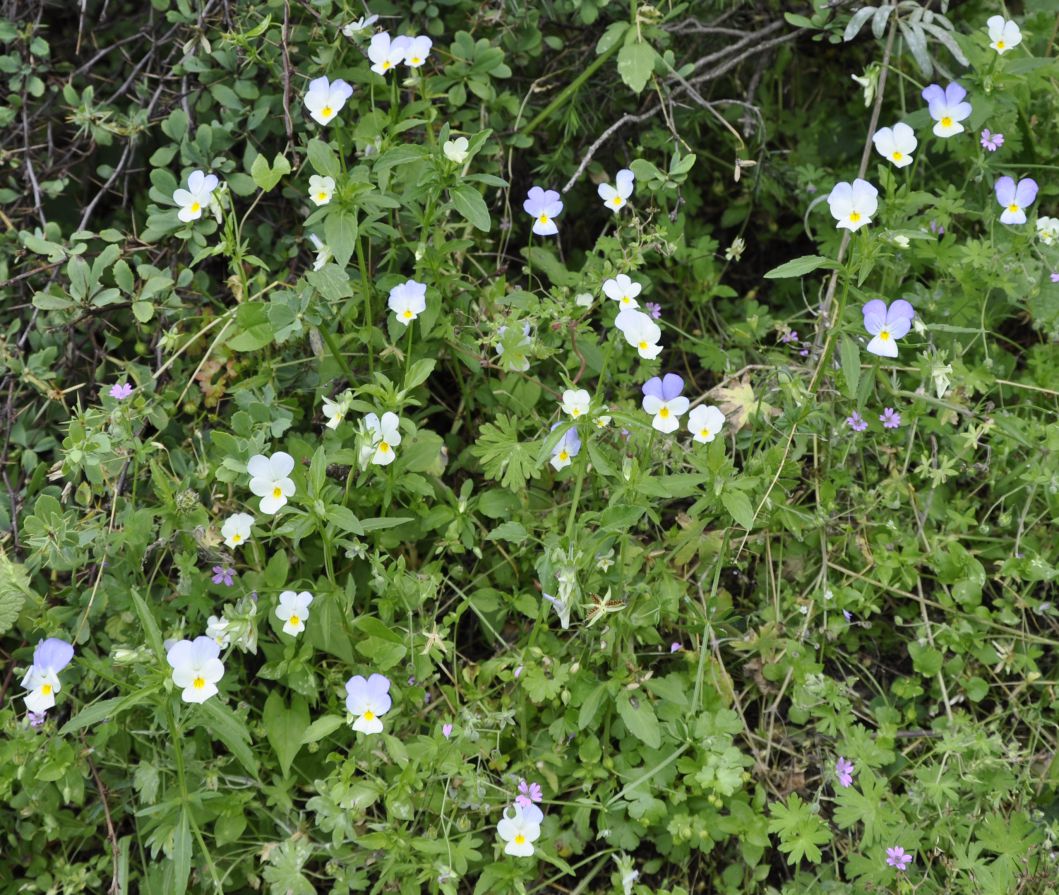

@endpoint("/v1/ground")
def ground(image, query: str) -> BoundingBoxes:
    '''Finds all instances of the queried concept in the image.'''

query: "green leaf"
[0,551,34,635]
[616,690,661,749]
[197,699,259,777]
[250,152,292,192]
[306,138,340,178]
[263,691,310,777]
[173,809,192,895]
[764,255,838,279]
[59,689,154,735]
[131,590,165,659]
[450,184,491,232]
[721,490,755,530]
[840,335,860,400]
[324,208,358,268]
[617,41,657,94]
[767,793,831,864]
[301,714,345,745]
[226,302,274,352]
[486,521,528,543]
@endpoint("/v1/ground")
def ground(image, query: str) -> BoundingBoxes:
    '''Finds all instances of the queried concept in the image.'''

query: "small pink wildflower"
[646,302,662,320]
[1051,273,1059,283]
[109,382,133,400]
[670,642,683,653]
[886,846,912,871]
[880,407,902,429]
[835,756,855,787]
[211,565,235,586]
[980,129,1004,152]
[442,723,453,738]
[516,779,543,808]
[846,411,867,432]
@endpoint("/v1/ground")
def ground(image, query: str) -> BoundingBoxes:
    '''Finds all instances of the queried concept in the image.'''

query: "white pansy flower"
[368,32,410,75]
[221,512,254,548]
[641,373,689,434]
[308,175,335,206]
[598,168,634,212]
[247,451,296,515]
[342,14,378,36]
[309,234,332,271]
[303,76,354,127]
[872,123,917,168]
[687,405,725,443]
[986,16,1021,54]
[561,388,591,419]
[922,83,971,138]
[1036,216,1058,246]
[523,187,562,236]
[615,308,662,359]
[444,136,469,163]
[322,394,351,430]
[827,179,878,232]
[603,274,642,309]
[404,35,432,68]
[345,673,392,734]
[387,279,427,326]
[497,803,542,858]
[364,412,402,466]
[276,590,313,637]
[166,636,224,704]
[205,615,231,648]
[21,638,74,715]
[173,170,219,223]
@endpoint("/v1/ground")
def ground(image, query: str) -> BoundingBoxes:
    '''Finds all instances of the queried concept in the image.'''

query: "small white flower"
[404,35,432,68]
[986,16,1021,54]
[173,170,219,223]
[1036,216,1059,246]
[497,803,542,857]
[247,451,296,515]
[368,32,410,75]
[444,136,469,163]
[364,412,402,466]
[322,394,351,430]
[597,168,634,212]
[922,83,972,138]
[206,615,231,648]
[827,179,878,232]
[872,123,917,169]
[388,279,427,326]
[342,13,379,36]
[687,405,725,443]
[308,233,332,270]
[276,590,313,636]
[345,673,392,734]
[221,512,254,548]
[862,299,914,358]
[166,636,224,704]
[602,274,642,310]
[22,640,73,715]
[561,388,591,419]
[308,174,336,206]
[615,308,662,360]
[303,76,354,126]
[641,374,689,434]
[549,427,581,471]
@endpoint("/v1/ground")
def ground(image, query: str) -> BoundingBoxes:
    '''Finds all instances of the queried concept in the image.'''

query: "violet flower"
[835,757,855,788]
[211,565,235,586]
[109,382,133,400]
[846,411,867,432]
[880,408,902,429]
[980,129,1004,152]
[886,846,912,871]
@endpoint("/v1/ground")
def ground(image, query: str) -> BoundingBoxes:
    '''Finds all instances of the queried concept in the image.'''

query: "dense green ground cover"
[2,0,1059,893]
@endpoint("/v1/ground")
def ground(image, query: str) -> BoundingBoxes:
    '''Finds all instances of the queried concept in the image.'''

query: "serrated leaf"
[0,551,34,635]
[617,41,656,94]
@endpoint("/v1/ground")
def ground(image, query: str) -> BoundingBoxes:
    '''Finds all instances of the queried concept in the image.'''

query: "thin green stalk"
[520,40,622,135]
[319,325,352,379]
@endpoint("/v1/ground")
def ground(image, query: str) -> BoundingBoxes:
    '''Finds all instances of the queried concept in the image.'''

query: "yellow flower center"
[659,407,670,418]
[701,428,711,438]
[514,834,526,845]
[322,105,333,118]
[232,533,242,543]
[879,329,890,341]
[289,614,300,626]
[941,116,953,128]
[379,442,390,453]
[41,683,53,696]
[538,214,549,225]
[849,211,861,223]
[411,56,421,64]
[996,40,1006,50]
[1008,204,1020,214]
[621,296,631,305]
[892,151,903,161]
[317,192,328,201]
[272,486,283,499]
[363,710,375,721]
[190,202,200,213]
[611,196,623,206]
[558,450,569,462]
[403,309,414,319]
[382,61,392,70]
[638,341,648,350]
[571,408,581,417]
[192,677,206,690]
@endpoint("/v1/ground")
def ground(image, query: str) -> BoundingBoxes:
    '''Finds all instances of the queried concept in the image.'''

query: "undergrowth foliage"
[2,1,1059,894]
